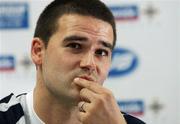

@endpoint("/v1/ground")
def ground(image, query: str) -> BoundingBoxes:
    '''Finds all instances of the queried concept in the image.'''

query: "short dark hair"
[34,0,116,49]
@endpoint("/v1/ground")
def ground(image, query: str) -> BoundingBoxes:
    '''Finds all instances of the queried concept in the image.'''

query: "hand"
[74,78,127,124]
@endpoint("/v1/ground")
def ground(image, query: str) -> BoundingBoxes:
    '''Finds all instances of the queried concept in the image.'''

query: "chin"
[68,89,81,102]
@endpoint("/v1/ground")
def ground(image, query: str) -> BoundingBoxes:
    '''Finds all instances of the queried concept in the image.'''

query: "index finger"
[73,77,105,94]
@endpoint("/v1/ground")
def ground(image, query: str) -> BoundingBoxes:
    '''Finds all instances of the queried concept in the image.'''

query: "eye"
[66,43,81,49]
[95,49,109,57]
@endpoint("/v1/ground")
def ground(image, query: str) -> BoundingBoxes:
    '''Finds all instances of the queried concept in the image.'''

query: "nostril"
[81,66,95,74]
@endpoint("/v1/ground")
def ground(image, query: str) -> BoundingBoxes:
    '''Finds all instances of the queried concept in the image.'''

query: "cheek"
[99,59,111,73]
[99,62,111,83]
[61,55,80,68]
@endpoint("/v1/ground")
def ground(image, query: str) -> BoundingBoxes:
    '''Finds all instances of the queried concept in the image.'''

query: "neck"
[33,84,81,124]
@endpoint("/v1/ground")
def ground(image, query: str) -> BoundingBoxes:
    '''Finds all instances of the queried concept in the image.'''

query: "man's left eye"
[95,49,108,56]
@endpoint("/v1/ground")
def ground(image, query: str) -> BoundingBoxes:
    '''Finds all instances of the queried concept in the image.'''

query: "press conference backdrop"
[0,0,179,124]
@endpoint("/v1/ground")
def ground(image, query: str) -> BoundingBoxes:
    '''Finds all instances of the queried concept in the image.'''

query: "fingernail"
[74,77,79,82]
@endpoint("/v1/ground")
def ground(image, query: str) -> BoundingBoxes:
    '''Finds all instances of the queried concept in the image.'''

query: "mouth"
[78,75,95,82]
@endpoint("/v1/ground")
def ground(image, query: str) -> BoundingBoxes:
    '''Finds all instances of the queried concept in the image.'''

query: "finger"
[74,77,105,94]
[78,101,86,112]
[78,101,90,112]
[77,111,87,122]
[80,88,97,102]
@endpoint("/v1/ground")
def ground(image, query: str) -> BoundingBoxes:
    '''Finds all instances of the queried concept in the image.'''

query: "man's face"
[41,14,114,103]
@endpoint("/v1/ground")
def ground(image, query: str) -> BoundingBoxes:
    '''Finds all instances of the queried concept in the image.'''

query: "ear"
[31,38,45,66]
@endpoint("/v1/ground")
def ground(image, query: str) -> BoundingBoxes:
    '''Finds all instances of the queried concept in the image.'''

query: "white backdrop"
[0,0,179,124]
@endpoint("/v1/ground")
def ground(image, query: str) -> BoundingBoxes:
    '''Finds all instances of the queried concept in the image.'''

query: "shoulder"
[122,112,146,124]
[0,93,27,124]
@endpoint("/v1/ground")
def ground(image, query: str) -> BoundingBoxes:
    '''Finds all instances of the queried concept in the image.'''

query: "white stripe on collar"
[26,90,45,124]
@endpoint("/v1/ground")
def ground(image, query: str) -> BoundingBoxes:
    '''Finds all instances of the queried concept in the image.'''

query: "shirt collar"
[26,90,45,124]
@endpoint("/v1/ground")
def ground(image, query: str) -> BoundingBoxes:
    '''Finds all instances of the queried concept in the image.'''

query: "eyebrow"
[63,35,113,51]
[64,35,88,42]
[99,40,113,51]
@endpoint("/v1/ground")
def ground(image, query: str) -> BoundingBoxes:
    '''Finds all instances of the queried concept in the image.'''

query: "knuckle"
[94,90,114,106]
[82,113,90,123]
[95,96,104,106]
[87,82,92,89]
[80,88,87,95]
[102,90,113,100]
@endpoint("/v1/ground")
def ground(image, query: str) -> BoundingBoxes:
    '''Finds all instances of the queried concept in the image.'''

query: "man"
[0,0,145,124]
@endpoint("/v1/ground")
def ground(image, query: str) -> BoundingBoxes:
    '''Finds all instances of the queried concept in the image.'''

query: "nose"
[80,51,96,74]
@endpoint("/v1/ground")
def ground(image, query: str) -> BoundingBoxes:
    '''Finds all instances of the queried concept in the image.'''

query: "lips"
[78,75,95,82]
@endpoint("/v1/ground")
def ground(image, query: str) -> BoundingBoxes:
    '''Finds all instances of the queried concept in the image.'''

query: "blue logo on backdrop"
[0,55,15,71]
[0,2,29,29]
[109,5,139,21]
[109,47,138,77]
[117,100,144,116]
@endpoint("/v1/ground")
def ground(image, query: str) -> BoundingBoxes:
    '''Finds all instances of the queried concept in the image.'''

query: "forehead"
[56,14,114,44]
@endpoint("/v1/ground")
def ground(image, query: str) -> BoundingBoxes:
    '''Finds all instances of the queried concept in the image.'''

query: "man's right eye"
[66,43,81,49]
